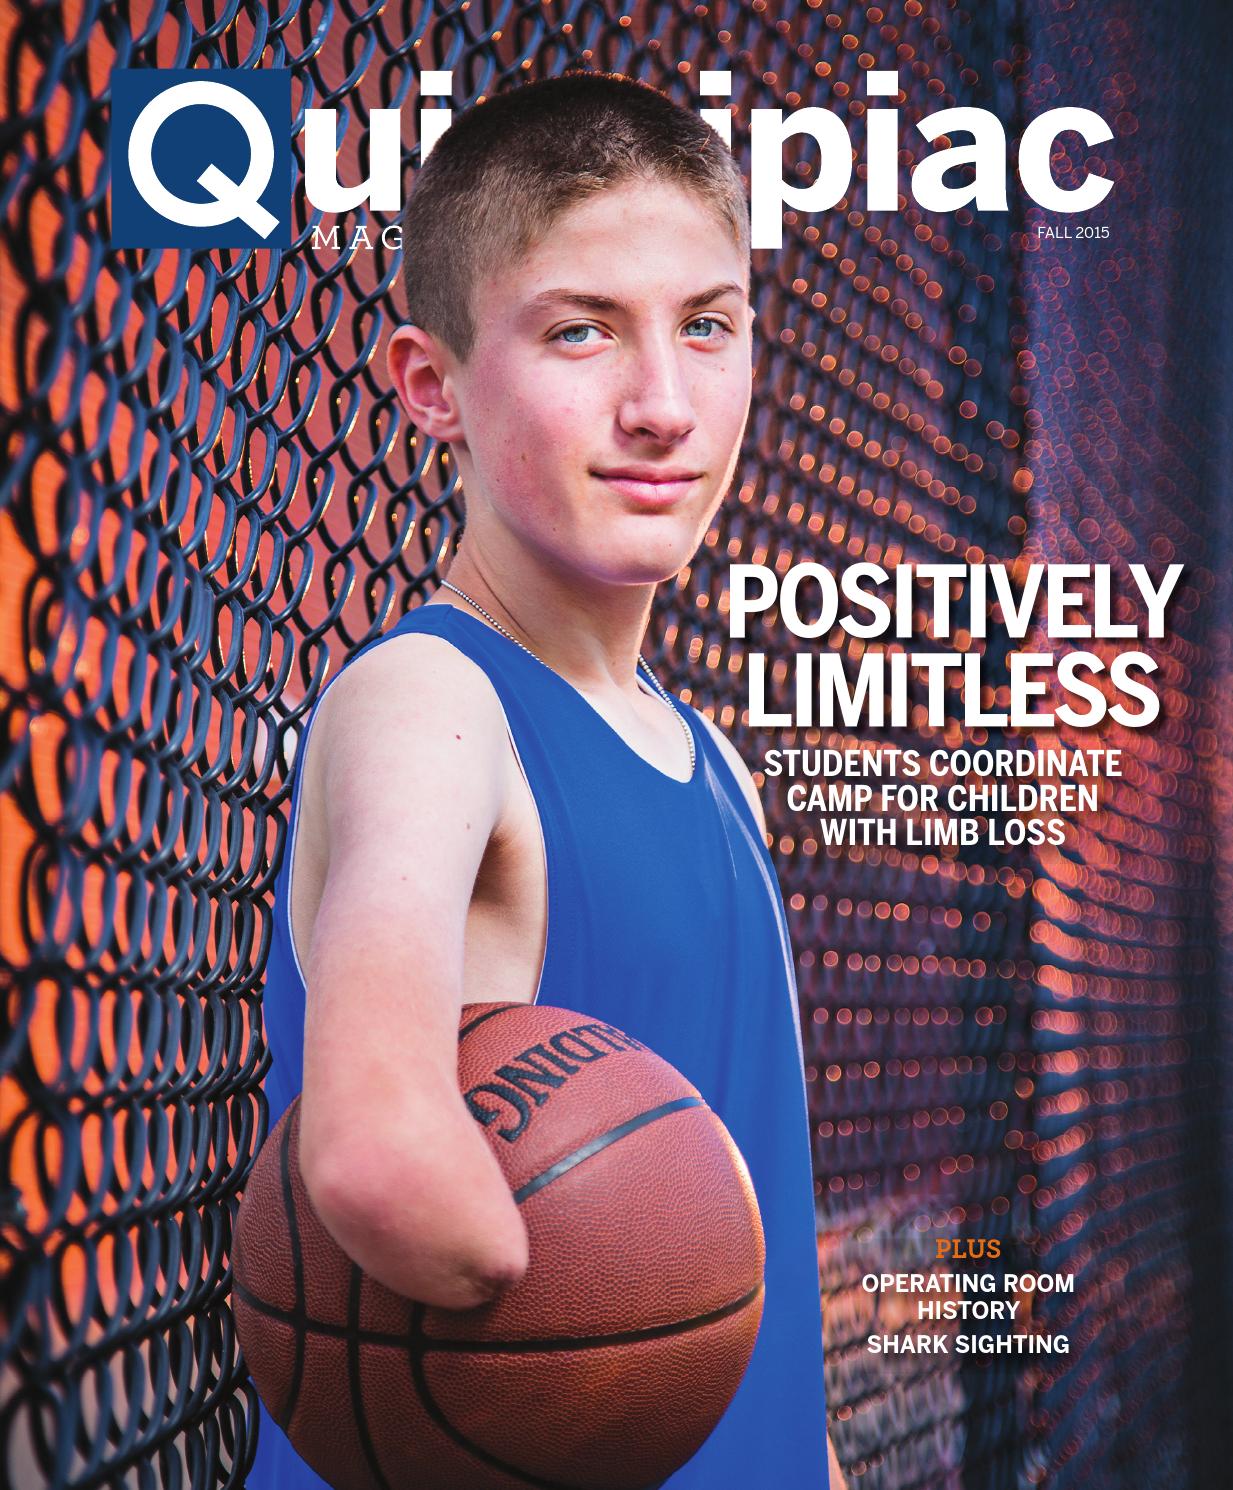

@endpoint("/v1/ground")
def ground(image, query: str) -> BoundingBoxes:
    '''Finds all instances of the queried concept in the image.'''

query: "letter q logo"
[110,69,291,249]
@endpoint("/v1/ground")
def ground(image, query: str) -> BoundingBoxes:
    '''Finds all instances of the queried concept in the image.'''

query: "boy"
[254,72,842,1488]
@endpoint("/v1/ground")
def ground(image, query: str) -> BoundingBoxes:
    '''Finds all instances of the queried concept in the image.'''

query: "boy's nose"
[617,344,697,446]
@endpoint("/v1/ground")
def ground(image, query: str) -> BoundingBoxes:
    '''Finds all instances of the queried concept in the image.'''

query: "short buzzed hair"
[400,71,749,360]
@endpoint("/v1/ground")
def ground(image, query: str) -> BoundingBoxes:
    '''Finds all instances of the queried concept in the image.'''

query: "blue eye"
[555,324,600,345]
[684,316,728,338]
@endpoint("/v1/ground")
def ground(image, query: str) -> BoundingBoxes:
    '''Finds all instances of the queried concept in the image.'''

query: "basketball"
[232,1002,766,1490]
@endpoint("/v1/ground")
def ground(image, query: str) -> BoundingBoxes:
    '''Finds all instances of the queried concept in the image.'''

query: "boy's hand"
[294,631,529,1309]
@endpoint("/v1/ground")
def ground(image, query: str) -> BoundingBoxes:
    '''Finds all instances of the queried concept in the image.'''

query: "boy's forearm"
[295,842,528,1307]
[303,1082,529,1309]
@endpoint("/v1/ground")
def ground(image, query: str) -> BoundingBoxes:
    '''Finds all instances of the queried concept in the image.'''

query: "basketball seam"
[512,1095,703,1204]
[458,1003,527,1042]
[279,1113,307,1431]
[426,1282,765,1353]
[407,1303,594,1490]
[348,1263,394,1490]
[230,1276,763,1353]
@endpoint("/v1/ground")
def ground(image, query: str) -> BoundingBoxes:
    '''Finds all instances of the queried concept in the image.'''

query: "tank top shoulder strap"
[384,603,709,782]
[384,602,545,698]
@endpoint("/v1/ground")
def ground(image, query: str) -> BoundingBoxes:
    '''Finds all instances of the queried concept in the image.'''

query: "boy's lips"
[592,467,704,506]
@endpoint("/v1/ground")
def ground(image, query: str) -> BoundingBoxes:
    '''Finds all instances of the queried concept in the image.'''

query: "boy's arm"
[295,633,529,1310]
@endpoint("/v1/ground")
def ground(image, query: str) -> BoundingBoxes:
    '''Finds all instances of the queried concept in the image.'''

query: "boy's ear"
[387,324,465,443]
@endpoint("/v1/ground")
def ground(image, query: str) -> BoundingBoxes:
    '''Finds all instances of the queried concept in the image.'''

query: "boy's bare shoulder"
[309,624,513,851]
[319,624,505,742]
[692,710,768,837]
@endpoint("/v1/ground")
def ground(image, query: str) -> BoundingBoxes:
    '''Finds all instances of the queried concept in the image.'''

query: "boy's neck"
[434,537,658,700]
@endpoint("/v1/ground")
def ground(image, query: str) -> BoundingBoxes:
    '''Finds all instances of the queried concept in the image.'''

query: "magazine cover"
[2,3,1230,1489]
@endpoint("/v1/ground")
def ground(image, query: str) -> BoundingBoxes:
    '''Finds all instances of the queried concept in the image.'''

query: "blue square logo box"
[110,68,292,249]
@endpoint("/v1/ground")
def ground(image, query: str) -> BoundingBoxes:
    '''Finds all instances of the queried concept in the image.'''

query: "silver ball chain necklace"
[439,578,696,776]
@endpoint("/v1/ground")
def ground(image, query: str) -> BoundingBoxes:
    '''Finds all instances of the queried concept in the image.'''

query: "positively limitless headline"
[730,562,1182,730]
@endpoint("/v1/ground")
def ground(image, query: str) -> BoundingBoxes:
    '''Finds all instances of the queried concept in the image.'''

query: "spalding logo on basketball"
[232,1002,766,1490]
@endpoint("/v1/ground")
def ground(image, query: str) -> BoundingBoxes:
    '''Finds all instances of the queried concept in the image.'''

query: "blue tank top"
[250,603,829,1489]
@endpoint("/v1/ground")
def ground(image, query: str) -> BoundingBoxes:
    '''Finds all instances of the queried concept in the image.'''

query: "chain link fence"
[2,2,1229,1487]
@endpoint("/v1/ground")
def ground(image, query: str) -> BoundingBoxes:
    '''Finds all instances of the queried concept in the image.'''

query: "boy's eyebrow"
[681,281,747,310]
[525,281,747,315]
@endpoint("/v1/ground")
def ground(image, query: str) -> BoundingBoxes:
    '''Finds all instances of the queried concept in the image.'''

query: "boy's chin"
[582,542,703,589]
[584,518,716,587]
